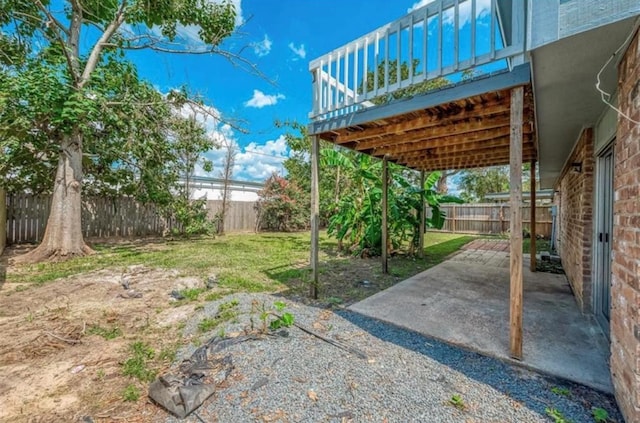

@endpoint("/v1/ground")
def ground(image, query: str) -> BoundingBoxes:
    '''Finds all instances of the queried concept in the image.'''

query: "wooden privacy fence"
[4,194,258,245]
[438,203,553,238]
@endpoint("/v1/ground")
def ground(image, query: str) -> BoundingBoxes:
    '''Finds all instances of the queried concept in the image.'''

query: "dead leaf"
[307,390,318,402]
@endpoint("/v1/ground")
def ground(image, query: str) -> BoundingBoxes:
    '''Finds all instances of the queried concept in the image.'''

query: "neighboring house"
[485,189,554,204]
[178,176,263,202]
[306,1,640,420]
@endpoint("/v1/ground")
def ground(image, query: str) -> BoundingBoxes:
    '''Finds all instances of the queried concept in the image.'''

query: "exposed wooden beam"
[406,147,536,168]
[530,160,537,272]
[334,99,513,143]
[509,86,524,360]
[382,156,389,274]
[310,135,320,299]
[355,115,515,152]
[418,170,425,259]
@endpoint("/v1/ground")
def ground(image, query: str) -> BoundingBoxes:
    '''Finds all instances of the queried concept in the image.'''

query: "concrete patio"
[349,241,613,393]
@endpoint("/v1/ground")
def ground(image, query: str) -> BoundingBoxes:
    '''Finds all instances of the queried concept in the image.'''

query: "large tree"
[0,0,237,263]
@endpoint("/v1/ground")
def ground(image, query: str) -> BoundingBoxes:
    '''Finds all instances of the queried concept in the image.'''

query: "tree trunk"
[15,132,94,263]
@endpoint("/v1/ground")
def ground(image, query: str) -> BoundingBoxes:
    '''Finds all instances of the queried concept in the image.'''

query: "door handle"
[599,233,603,242]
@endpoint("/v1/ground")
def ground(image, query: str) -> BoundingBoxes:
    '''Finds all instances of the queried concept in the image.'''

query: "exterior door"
[595,146,614,336]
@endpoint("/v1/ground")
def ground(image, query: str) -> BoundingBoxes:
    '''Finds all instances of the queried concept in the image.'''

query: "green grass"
[122,341,156,382]
[523,237,551,254]
[87,324,122,340]
[9,231,474,304]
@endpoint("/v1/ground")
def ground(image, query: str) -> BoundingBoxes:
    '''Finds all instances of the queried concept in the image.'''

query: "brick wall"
[611,25,640,423]
[555,128,595,312]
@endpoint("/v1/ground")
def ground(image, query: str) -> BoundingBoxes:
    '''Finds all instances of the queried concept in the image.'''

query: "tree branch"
[79,0,128,88]
[33,0,70,36]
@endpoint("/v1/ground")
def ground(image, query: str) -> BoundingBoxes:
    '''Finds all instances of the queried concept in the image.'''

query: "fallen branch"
[271,313,368,360]
[44,331,81,345]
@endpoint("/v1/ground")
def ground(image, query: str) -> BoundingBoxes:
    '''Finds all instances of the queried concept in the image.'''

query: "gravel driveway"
[165,294,621,423]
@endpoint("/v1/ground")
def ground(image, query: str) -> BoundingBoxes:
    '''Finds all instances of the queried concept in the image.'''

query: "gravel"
[166,293,622,423]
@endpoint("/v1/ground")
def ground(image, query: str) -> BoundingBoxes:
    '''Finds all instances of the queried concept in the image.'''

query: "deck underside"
[311,65,538,172]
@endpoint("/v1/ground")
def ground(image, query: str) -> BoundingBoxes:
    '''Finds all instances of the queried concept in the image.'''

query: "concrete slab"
[349,250,613,393]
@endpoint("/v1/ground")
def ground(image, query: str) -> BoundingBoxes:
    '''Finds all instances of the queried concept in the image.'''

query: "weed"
[326,297,344,307]
[449,394,465,410]
[252,300,295,333]
[546,407,572,423]
[158,346,178,363]
[122,341,156,382]
[194,304,204,311]
[592,407,609,423]
[96,369,106,381]
[204,292,223,302]
[88,325,122,340]
[122,384,140,402]
[14,285,29,292]
[198,299,239,332]
[25,312,34,323]
[178,287,206,302]
[551,386,571,397]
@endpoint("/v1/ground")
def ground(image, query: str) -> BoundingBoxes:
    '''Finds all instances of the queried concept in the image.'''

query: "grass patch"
[87,325,122,340]
[198,299,239,333]
[523,237,551,254]
[122,384,140,402]
[122,341,156,382]
[178,287,206,301]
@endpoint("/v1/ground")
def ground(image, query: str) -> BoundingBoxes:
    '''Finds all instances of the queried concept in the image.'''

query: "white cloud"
[252,34,273,57]
[408,0,490,25]
[244,90,285,108]
[288,42,306,60]
[200,134,291,181]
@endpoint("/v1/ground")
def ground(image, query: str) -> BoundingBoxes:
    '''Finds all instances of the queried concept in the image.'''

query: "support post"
[418,170,426,258]
[382,156,389,274]
[530,160,537,272]
[509,86,524,360]
[310,135,320,299]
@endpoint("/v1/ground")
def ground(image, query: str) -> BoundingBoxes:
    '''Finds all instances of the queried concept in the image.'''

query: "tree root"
[13,244,95,265]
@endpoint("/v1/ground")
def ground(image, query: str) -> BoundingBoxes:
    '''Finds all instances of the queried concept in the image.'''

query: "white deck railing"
[309,0,526,120]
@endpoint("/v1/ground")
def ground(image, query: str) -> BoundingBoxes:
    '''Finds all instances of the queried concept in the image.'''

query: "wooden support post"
[451,205,457,233]
[418,171,426,258]
[509,86,524,360]
[530,161,537,272]
[310,135,320,299]
[382,156,389,274]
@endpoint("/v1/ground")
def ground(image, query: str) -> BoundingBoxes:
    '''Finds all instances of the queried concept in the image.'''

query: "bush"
[255,174,308,232]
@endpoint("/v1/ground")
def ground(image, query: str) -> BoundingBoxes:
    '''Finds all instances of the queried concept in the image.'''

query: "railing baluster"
[352,42,358,105]
[363,37,368,101]
[454,0,459,71]
[336,51,341,109]
[328,54,333,112]
[437,1,443,77]
[374,32,379,96]
[396,24,401,86]
[423,7,428,80]
[490,0,496,59]
[409,14,414,85]
[384,30,390,92]
[471,0,476,65]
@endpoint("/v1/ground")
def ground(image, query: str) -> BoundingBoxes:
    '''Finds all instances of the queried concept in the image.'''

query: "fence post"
[0,188,5,255]
[451,205,457,233]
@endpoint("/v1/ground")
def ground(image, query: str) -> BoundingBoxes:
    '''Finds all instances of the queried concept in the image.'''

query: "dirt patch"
[0,262,205,422]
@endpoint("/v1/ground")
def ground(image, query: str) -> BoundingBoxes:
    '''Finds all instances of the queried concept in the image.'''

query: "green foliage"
[256,174,309,232]
[168,197,215,237]
[122,341,156,382]
[591,407,609,423]
[551,386,571,397]
[178,287,207,302]
[88,325,122,340]
[269,312,294,330]
[122,384,141,402]
[361,59,450,105]
[449,394,465,410]
[546,407,572,423]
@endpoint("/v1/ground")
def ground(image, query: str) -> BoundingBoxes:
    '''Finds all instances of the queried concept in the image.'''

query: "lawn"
[7,231,475,304]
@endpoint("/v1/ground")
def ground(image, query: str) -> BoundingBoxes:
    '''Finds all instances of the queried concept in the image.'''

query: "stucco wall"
[611,25,640,423]
[555,128,595,313]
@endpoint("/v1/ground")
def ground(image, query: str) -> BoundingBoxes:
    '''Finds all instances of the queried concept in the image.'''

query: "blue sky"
[123,0,498,182]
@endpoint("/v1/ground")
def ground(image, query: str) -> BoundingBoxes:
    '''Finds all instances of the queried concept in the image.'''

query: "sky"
[123,0,498,182]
